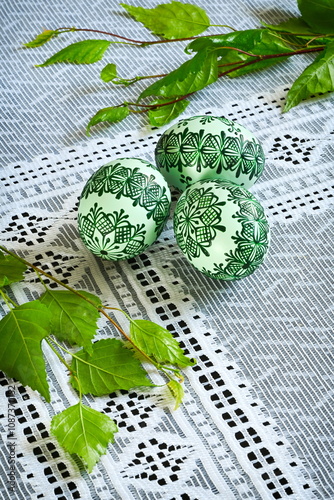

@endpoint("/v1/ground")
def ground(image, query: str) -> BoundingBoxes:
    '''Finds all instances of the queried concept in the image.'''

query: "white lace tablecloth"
[1,1,333,499]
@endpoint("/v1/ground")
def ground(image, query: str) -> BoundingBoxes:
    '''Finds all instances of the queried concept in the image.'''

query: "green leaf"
[0,252,27,287]
[39,290,101,353]
[298,0,334,34]
[284,41,334,111]
[261,18,332,45]
[186,28,290,54]
[167,379,184,410]
[51,402,118,472]
[0,301,51,401]
[148,98,189,126]
[70,338,154,396]
[100,63,118,82]
[86,105,129,135]
[187,29,294,78]
[139,48,217,100]
[36,39,111,67]
[130,319,195,368]
[23,29,59,48]
[121,1,210,39]
[261,17,316,35]
[100,63,145,86]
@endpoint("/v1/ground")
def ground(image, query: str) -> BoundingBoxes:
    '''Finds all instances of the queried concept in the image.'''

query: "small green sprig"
[23,0,334,132]
[0,247,195,471]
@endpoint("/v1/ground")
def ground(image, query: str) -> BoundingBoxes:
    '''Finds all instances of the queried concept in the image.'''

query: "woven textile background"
[1,1,333,499]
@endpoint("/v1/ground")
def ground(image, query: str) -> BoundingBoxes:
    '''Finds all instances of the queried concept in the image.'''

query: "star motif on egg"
[199,183,270,280]
[174,185,226,260]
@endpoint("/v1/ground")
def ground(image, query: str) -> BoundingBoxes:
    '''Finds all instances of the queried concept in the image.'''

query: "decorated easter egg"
[155,115,265,191]
[174,179,270,280]
[78,158,171,260]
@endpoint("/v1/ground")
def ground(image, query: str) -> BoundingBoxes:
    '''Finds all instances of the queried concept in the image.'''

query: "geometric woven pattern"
[155,116,265,190]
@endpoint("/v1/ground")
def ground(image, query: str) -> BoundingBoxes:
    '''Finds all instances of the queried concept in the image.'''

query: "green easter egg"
[174,179,270,280]
[155,115,265,191]
[78,158,171,260]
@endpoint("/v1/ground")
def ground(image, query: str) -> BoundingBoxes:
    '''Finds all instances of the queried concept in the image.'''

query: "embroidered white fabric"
[1,1,333,499]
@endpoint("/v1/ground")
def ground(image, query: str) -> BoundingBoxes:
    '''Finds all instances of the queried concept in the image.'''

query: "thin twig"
[56,27,235,46]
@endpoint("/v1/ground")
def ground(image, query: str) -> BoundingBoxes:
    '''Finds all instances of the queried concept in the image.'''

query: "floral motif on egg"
[216,116,242,133]
[174,115,241,129]
[175,115,208,128]
[81,162,170,234]
[201,184,269,280]
[174,186,226,260]
[78,203,147,260]
[242,140,266,180]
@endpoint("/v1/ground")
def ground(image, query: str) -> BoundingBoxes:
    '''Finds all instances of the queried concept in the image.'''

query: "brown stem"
[58,28,264,60]
[57,27,146,44]
[218,45,324,77]
[126,94,194,109]
[260,46,324,58]
[218,61,249,68]
[56,27,233,46]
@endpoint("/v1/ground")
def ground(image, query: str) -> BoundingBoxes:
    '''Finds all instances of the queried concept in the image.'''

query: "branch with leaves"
[23,0,334,132]
[0,247,195,471]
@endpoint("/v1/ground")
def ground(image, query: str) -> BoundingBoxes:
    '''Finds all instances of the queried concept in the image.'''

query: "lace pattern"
[1,0,333,497]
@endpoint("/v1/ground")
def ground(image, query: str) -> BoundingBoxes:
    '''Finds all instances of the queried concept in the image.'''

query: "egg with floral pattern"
[174,179,270,280]
[78,158,171,260]
[155,115,265,191]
